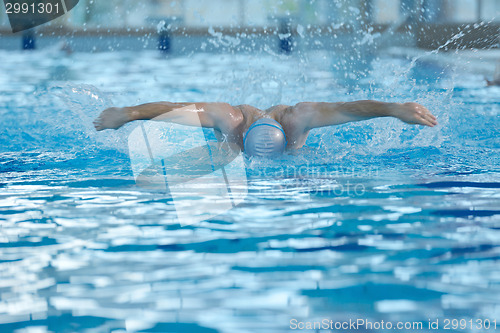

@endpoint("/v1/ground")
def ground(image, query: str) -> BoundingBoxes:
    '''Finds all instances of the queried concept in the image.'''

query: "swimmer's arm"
[94,102,236,131]
[298,101,438,130]
[126,102,216,127]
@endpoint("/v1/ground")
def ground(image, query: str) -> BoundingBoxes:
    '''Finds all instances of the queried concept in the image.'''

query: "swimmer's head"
[243,118,287,158]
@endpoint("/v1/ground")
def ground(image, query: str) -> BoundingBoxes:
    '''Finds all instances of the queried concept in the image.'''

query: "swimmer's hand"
[393,103,438,127]
[94,107,131,131]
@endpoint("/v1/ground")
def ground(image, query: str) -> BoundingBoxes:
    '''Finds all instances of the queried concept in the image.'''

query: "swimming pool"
[0,46,499,332]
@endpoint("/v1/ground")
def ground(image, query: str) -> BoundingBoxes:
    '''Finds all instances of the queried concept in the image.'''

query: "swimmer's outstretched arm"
[93,102,238,131]
[294,100,437,130]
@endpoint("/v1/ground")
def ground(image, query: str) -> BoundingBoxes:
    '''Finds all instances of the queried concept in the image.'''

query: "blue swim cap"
[243,118,287,158]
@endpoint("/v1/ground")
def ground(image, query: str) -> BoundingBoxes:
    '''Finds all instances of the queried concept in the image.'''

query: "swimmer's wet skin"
[94,100,438,158]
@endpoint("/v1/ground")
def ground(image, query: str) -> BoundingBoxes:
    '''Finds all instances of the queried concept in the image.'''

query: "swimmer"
[94,100,438,158]
[486,59,500,86]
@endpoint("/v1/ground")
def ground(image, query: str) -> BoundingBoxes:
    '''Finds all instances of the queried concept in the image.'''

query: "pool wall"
[1,23,498,53]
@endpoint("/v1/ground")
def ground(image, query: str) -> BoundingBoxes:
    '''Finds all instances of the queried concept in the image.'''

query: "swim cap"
[243,118,287,158]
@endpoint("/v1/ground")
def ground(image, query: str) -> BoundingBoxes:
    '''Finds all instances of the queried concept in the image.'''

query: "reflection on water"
[0,49,499,332]
[1,175,499,332]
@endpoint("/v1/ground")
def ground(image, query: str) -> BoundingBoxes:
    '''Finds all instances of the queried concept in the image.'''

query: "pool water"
[0,46,499,333]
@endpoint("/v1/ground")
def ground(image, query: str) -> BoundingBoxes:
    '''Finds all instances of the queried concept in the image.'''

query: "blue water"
[0,46,499,333]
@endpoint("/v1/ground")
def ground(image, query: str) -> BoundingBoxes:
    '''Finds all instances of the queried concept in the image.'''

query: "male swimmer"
[94,101,438,158]
[486,59,500,86]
